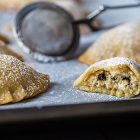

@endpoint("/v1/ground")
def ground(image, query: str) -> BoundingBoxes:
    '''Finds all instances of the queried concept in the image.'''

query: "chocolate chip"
[122,77,130,83]
[97,72,106,81]
[112,77,117,80]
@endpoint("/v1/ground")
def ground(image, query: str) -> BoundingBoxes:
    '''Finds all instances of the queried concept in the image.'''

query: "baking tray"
[1,2,140,124]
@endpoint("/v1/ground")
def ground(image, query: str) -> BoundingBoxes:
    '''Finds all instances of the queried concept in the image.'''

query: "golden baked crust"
[0,34,10,44]
[0,0,34,10]
[79,22,140,65]
[0,54,50,104]
[74,57,140,98]
[0,41,23,61]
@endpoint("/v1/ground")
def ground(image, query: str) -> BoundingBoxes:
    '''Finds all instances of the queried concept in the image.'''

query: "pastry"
[0,0,34,10]
[0,34,10,44]
[74,57,140,98]
[79,22,140,65]
[0,54,50,104]
[0,41,23,61]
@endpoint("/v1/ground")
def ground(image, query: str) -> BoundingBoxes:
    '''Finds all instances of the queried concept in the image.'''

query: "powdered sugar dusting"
[92,57,139,68]
[0,54,49,103]
[0,12,138,110]
[81,22,140,64]
[0,59,124,110]
[116,22,138,33]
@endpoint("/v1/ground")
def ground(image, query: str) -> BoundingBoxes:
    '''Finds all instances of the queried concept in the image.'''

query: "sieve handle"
[74,3,140,31]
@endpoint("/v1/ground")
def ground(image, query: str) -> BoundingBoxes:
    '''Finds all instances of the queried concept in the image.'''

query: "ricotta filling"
[86,68,140,96]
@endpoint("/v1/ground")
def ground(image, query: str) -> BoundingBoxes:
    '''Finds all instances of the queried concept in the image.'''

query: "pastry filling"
[86,67,140,96]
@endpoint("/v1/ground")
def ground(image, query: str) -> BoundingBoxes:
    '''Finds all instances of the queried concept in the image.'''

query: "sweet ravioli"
[79,22,140,65]
[74,57,140,98]
[0,55,50,104]
[0,41,23,61]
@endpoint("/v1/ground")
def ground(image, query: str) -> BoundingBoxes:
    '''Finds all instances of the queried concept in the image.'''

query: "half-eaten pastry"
[0,54,50,104]
[74,57,140,98]
[79,22,140,65]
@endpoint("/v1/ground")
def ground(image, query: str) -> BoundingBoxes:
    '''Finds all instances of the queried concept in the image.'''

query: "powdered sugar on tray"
[0,59,124,110]
[0,12,136,110]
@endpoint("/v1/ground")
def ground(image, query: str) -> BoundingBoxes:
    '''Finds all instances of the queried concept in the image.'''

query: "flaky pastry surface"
[0,54,50,104]
[79,22,140,65]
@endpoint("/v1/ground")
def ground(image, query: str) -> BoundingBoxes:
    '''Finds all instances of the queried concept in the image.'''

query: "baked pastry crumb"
[74,57,140,98]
